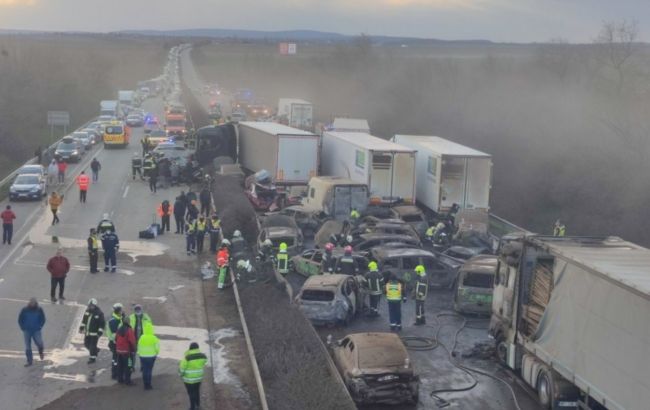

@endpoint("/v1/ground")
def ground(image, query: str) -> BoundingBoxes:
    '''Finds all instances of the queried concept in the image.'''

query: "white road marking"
[0,278,4,283]
[168,285,185,291]
[122,185,130,198]
[143,296,167,303]
[119,269,135,276]
[43,372,87,382]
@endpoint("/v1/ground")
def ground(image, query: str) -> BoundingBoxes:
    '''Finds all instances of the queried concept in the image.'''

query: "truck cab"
[303,176,368,221]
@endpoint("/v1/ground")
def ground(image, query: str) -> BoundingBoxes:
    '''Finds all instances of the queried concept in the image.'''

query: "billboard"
[279,42,297,55]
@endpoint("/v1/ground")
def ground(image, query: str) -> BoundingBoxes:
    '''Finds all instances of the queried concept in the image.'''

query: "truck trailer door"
[370,153,393,200]
[278,137,317,183]
[440,157,467,210]
[465,158,491,210]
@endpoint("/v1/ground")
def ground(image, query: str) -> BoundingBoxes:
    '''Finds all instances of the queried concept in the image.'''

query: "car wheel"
[537,369,555,409]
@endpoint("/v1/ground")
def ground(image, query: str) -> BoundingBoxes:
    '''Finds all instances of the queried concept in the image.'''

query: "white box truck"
[118,90,135,106]
[392,135,491,214]
[491,235,650,410]
[303,176,369,221]
[330,117,370,133]
[277,98,313,130]
[100,100,120,118]
[321,131,416,204]
[238,122,319,185]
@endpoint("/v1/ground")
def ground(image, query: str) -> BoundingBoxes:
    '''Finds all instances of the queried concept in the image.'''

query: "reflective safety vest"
[277,251,289,274]
[157,203,173,216]
[365,270,383,295]
[196,220,207,232]
[179,348,207,384]
[216,248,229,267]
[415,272,428,301]
[143,158,154,170]
[106,313,122,342]
[137,324,160,358]
[209,218,221,232]
[554,225,566,237]
[425,226,434,239]
[386,281,403,301]
[350,209,360,220]
[77,174,90,190]
[89,235,99,250]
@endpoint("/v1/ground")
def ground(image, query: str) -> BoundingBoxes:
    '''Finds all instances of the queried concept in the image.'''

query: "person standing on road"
[132,152,144,181]
[115,316,136,386]
[174,195,187,234]
[149,162,158,194]
[208,213,221,253]
[413,265,428,326]
[48,192,63,225]
[179,342,207,410]
[79,298,105,364]
[101,228,119,273]
[97,213,116,235]
[106,303,123,380]
[46,248,70,302]
[386,274,406,332]
[137,322,159,390]
[1,205,16,245]
[18,297,46,367]
[195,215,207,254]
[76,171,90,203]
[276,242,289,276]
[34,146,42,165]
[87,228,99,273]
[56,160,67,185]
[337,246,359,275]
[199,187,212,217]
[185,220,197,255]
[90,158,101,183]
[157,200,173,233]
[365,262,383,317]
[129,304,152,343]
[47,160,58,186]
[186,199,199,222]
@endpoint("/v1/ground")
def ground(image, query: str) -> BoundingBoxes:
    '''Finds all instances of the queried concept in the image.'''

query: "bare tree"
[594,20,639,91]
[536,38,574,81]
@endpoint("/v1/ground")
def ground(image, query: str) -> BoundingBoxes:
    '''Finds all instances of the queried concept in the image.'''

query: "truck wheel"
[537,369,555,409]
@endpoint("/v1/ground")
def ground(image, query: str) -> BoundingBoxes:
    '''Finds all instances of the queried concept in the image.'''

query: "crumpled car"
[295,274,362,326]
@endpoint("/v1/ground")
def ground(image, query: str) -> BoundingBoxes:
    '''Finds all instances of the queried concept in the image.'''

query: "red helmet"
[344,245,352,255]
[324,243,334,252]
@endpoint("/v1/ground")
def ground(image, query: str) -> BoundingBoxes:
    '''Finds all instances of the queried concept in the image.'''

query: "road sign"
[279,43,297,55]
[47,111,70,127]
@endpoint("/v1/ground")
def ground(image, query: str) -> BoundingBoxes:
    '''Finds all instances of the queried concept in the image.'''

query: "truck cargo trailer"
[277,98,313,130]
[392,135,491,214]
[238,122,319,185]
[321,131,416,204]
[490,235,650,410]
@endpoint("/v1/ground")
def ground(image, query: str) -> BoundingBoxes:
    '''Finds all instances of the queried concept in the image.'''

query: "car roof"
[359,233,417,241]
[372,247,435,259]
[265,226,297,237]
[304,274,350,287]
[15,173,41,180]
[460,255,498,273]
[19,165,43,171]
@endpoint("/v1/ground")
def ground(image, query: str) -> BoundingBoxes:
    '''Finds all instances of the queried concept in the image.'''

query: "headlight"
[10,186,16,192]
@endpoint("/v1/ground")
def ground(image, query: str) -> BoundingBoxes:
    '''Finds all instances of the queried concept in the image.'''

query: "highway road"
[0,92,255,409]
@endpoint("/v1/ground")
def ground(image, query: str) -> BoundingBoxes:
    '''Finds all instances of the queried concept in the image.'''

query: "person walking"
[48,192,63,225]
[208,213,221,253]
[34,146,42,165]
[57,160,67,185]
[1,205,16,245]
[217,241,230,290]
[413,265,428,325]
[137,322,159,390]
[79,298,105,364]
[365,261,383,317]
[336,246,358,275]
[101,228,119,273]
[157,200,173,233]
[132,152,144,180]
[18,297,46,367]
[47,160,58,186]
[174,195,187,234]
[129,304,153,342]
[199,187,212,217]
[87,228,99,273]
[185,220,197,255]
[106,303,123,380]
[386,274,406,332]
[179,342,207,410]
[76,171,90,203]
[149,163,158,194]
[195,215,207,254]
[115,316,136,385]
[90,158,101,183]
[186,199,199,222]
[46,248,69,302]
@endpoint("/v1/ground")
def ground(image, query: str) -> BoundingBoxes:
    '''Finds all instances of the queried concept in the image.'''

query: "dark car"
[10,173,47,201]
[262,205,324,236]
[390,205,429,238]
[352,233,421,253]
[370,247,461,288]
[55,136,81,162]
[257,214,304,256]
[291,248,368,277]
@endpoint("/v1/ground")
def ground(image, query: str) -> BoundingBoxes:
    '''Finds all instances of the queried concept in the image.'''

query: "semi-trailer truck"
[277,98,313,130]
[490,235,650,410]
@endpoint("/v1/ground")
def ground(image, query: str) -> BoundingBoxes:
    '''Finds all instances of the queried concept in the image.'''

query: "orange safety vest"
[216,248,229,267]
[77,174,90,190]
[157,204,174,217]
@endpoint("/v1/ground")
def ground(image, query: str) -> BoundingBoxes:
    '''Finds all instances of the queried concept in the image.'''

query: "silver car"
[10,173,47,201]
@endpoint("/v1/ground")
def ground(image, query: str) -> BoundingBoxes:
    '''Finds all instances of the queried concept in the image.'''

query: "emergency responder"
[129,304,152,342]
[148,160,159,194]
[185,220,197,255]
[132,152,144,180]
[553,220,566,237]
[413,265,428,325]
[257,239,273,263]
[186,199,199,222]
[424,224,435,244]
[79,298,105,363]
[179,342,208,410]
[143,153,155,179]
[199,186,212,216]
[386,274,406,332]
[365,261,383,317]
[321,242,336,274]
[208,213,221,253]
[97,213,116,235]
[76,170,90,203]
[230,230,246,257]
[87,228,99,273]
[106,303,123,379]
[350,207,360,226]
[101,228,119,273]
[195,215,207,254]
[277,242,289,275]
[115,316,136,386]
[174,195,187,234]
[157,200,173,233]
[216,240,230,290]
[137,322,159,390]
[336,246,358,275]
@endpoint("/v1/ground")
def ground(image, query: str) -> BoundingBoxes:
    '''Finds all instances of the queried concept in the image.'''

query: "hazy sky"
[0,0,648,42]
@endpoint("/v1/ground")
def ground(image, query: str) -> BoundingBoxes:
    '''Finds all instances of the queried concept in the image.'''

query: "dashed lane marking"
[122,185,129,198]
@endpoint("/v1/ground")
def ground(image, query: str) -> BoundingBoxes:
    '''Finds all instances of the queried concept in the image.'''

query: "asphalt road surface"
[0,94,255,410]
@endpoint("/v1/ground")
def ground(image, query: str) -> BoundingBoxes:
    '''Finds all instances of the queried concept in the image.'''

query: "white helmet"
[221,239,231,247]
[102,213,110,220]
[263,239,272,247]
[233,230,242,238]
[113,302,123,311]
[346,235,353,243]
[88,298,98,306]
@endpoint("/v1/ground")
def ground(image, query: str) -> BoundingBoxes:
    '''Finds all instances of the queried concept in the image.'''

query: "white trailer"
[100,100,120,118]
[118,90,135,106]
[491,236,650,410]
[392,135,491,214]
[321,131,416,204]
[238,122,319,185]
[330,117,370,133]
[277,98,313,130]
